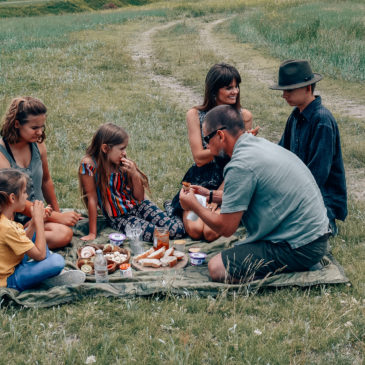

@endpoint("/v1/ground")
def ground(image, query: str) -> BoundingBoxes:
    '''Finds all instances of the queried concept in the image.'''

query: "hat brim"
[269,73,322,90]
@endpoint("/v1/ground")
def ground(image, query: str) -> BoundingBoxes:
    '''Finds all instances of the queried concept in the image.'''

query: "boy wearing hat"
[270,59,347,235]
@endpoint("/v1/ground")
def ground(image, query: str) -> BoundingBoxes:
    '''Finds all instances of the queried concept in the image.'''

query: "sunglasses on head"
[203,126,227,144]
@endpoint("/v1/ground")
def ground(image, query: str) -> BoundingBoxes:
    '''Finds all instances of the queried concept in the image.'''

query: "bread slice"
[135,248,155,262]
[163,247,174,259]
[173,251,185,260]
[140,259,162,268]
[160,256,178,268]
[147,247,166,260]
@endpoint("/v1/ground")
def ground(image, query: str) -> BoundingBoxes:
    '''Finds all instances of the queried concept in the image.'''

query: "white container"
[119,264,133,278]
[109,233,126,246]
[189,252,207,266]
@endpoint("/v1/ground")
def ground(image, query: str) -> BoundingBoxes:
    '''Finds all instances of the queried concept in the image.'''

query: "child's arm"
[121,158,144,201]
[79,173,98,241]
[25,200,47,261]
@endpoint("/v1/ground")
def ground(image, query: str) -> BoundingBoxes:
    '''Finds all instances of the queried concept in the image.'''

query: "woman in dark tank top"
[0,96,80,249]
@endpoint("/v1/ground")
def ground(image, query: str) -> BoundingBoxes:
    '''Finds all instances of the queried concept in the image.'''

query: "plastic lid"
[96,249,102,254]
[120,263,131,270]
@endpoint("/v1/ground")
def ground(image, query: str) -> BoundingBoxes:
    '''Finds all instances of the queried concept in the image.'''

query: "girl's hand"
[81,233,96,241]
[44,205,53,220]
[32,200,45,223]
[121,158,138,176]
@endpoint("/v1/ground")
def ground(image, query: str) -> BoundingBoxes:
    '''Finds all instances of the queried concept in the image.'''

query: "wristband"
[208,190,213,204]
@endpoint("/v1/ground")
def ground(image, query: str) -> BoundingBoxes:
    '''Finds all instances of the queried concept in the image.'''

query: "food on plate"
[80,246,96,258]
[160,256,178,268]
[182,181,191,191]
[135,248,155,262]
[103,243,114,253]
[147,247,166,260]
[173,251,185,260]
[104,251,128,264]
[163,247,174,258]
[140,259,162,268]
[80,264,93,274]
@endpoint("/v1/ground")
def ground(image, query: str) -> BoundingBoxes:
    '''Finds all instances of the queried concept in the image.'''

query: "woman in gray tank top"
[0,97,81,249]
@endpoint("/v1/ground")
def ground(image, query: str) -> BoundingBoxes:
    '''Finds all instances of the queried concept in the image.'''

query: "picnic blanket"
[0,217,349,308]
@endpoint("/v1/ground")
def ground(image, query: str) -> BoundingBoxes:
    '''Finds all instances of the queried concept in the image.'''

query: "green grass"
[0,0,159,18]
[0,1,364,363]
[229,0,365,82]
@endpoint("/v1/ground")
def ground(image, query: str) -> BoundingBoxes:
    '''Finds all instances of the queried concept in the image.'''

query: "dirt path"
[129,20,200,108]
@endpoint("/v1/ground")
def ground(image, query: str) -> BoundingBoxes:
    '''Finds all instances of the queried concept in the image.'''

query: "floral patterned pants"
[109,200,186,243]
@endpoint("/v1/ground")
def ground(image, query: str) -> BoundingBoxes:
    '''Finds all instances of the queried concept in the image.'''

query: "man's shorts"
[221,234,328,281]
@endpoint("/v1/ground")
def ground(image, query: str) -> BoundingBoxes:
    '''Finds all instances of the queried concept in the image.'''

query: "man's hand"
[190,185,209,197]
[179,188,199,211]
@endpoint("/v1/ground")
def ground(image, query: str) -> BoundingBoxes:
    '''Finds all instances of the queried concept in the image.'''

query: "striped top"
[79,163,138,218]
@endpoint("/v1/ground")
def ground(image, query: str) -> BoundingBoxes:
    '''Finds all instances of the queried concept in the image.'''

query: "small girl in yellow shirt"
[0,169,83,291]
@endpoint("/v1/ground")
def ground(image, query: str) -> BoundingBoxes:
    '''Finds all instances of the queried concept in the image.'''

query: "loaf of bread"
[163,247,175,259]
[140,259,162,268]
[147,247,166,260]
[135,248,155,262]
[160,256,178,268]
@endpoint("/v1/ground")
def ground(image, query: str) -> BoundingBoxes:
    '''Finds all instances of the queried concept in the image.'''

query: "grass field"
[0,0,364,364]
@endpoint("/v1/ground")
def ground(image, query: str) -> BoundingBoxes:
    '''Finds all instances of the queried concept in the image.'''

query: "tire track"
[129,20,201,108]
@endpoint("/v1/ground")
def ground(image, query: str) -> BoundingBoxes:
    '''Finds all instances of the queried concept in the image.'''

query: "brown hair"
[197,63,242,112]
[80,123,150,209]
[1,97,47,144]
[0,169,28,214]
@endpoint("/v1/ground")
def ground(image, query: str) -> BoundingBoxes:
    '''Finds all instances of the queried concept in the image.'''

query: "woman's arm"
[242,109,253,132]
[38,142,60,211]
[186,108,214,167]
[79,172,98,241]
[25,200,47,261]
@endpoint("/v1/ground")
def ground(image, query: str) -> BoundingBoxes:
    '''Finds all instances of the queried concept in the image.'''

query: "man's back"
[221,133,329,248]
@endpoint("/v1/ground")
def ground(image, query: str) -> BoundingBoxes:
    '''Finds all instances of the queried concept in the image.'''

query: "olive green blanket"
[0,217,349,308]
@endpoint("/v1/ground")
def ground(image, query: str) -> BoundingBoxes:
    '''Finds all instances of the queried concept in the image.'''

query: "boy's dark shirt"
[279,96,347,221]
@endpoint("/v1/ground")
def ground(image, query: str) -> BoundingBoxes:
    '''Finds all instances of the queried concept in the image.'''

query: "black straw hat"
[270,59,322,90]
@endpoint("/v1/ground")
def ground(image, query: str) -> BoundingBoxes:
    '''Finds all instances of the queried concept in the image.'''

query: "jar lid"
[120,263,131,270]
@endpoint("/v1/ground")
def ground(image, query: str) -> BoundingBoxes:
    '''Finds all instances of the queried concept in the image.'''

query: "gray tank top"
[0,141,44,202]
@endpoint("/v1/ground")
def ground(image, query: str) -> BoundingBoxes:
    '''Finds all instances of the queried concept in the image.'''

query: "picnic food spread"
[132,246,187,270]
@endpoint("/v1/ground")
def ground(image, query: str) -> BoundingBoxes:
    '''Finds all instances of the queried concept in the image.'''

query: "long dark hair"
[197,63,242,112]
[0,169,28,214]
[81,123,149,209]
[1,97,47,144]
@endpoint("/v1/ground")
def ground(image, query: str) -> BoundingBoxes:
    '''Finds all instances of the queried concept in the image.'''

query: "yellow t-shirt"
[0,214,34,287]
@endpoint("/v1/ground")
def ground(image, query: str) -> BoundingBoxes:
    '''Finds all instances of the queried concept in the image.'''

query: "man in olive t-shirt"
[179,105,329,283]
